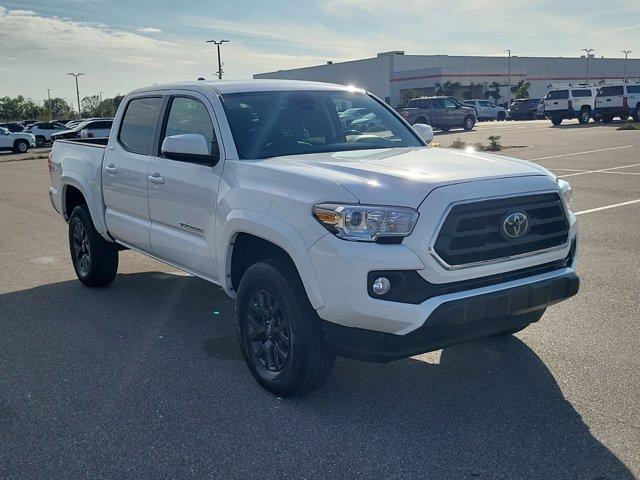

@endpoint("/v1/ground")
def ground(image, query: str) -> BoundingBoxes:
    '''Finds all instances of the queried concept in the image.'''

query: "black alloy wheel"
[247,290,292,373]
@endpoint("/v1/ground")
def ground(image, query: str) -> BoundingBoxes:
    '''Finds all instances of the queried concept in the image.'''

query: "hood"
[253,147,552,207]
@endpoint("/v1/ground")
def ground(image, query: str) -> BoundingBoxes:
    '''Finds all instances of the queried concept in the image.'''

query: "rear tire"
[35,136,45,147]
[13,139,29,153]
[235,258,335,397]
[68,205,118,287]
[633,106,640,122]
[578,109,590,125]
[551,116,562,126]
[602,115,613,123]
[463,115,475,131]
[497,112,506,121]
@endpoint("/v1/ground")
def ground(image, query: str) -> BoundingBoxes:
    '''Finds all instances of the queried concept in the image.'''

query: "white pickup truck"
[49,80,579,396]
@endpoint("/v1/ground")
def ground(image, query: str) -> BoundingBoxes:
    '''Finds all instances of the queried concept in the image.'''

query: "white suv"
[594,83,640,123]
[544,86,598,125]
[24,122,69,147]
[0,127,36,153]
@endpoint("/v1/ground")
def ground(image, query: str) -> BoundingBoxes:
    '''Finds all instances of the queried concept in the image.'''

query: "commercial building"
[254,51,640,107]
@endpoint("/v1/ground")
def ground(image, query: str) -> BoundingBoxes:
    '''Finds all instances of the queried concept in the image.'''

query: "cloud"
[137,27,162,33]
[0,6,181,68]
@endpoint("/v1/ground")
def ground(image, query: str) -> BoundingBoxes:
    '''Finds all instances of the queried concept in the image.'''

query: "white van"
[594,83,640,123]
[544,86,598,125]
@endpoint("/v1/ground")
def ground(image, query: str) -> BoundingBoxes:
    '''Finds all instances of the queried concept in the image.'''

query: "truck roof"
[129,79,360,96]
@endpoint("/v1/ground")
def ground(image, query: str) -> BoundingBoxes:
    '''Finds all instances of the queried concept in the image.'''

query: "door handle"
[148,173,165,185]
[104,164,117,174]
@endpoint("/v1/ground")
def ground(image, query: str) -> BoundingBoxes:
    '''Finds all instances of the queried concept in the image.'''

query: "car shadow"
[0,272,634,479]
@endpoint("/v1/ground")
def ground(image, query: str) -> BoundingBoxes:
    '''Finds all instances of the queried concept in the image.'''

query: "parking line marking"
[558,163,640,178]
[529,145,635,161]
[575,199,640,216]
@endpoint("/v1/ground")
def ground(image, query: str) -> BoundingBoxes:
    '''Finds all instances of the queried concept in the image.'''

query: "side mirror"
[161,134,218,165]
[413,123,434,144]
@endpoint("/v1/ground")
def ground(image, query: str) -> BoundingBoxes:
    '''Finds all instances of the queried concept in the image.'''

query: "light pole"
[505,49,512,107]
[99,91,104,116]
[621,50,632,80]
[67,73,84,117]
[582,49,594,83]
[205,39,230,79]
[47,88,52,120]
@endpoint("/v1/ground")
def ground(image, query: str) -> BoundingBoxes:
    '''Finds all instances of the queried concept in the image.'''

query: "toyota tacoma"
[49,80,579,396]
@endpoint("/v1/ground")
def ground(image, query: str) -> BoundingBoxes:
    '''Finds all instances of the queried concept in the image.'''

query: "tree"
[512,80,531,99]
[0,95,44,121]
[436,81,461,97]
[484,81,502,103]
[43,98,72,120]
[401,89,417,106]
[81,95,101,117]
[463,82,484,100]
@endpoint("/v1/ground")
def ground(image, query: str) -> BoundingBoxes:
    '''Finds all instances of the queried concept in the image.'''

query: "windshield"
[222,90,422,160]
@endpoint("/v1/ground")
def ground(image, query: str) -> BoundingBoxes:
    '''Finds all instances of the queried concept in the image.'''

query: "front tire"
[235,258,335,396]
[602,115,613,123]
[13,139,29,153]
[551,116,562,126]
[35,136,45,147]
[497,111,506,121]
[463,115,475,131]
[68,205,118,287]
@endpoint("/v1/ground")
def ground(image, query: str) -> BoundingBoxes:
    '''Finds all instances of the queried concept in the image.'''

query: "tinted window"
[546,90,569,100]
[431,99,445,108]
[443,99,458,109]
[93,121,112,129]
[597,86,624,96]
[223,90,421,160]
[626,86,640,94]
[572,89,592,97]
[119,97,163,154]
[161,97,217,157]
[527,98,540,106]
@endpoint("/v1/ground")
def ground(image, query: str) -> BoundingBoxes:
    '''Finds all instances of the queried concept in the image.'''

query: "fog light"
[372,277,391,296]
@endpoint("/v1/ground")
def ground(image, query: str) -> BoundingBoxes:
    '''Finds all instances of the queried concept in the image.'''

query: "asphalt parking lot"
[1,120,639,479]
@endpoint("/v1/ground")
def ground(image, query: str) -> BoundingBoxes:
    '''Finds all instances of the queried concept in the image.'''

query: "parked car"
[23,121,69,147]
[508,98,541,120]
[349,112,387,132]
[0,122,25,133]
[51,119,113,142]
[461,99,507,121]
[0,127,36,153]
[399,96,477,131]
[544,86,599,125]
[594,83,640,123]
[49,80,578,396]
[338,107,368,126]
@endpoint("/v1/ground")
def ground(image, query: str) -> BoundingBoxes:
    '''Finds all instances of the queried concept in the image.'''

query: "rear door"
[429,99,446,127]
[596,85,624,110]
[147,93,224,279]
[103,95,164,250]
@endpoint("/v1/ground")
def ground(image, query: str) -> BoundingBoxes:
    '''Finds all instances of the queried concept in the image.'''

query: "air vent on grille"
[432,193,569,267]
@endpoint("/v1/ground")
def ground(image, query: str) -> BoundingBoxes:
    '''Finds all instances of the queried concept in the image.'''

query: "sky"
[1,0,639,106]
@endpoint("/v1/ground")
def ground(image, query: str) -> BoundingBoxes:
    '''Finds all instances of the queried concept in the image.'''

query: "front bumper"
[323,268,578,362]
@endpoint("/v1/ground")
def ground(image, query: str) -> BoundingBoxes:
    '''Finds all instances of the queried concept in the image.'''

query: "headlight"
[313,203,419,242]
[557,179,572,207]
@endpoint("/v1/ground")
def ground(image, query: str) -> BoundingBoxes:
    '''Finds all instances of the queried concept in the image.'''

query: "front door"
[103,96,164,250]
[147,94,223,279]
[443,98,462,127]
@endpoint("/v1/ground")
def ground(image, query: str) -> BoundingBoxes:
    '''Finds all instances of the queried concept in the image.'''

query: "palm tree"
[485,81,502,103]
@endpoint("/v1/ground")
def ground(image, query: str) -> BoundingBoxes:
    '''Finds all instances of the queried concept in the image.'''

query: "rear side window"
[572,89,592,97]
[597,86,624,96]
[119,97,163,154]
[547,90,569,100]
[626,86,640,94]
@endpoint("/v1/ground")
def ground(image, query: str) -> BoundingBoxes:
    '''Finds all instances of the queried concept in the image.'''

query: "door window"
[626,86,640,94]
[571,89,592,97]
[597,86,624,97]
[118,97,163,154]
[547,90,569,100]
[443,99,458,109]
[161,96,218,158]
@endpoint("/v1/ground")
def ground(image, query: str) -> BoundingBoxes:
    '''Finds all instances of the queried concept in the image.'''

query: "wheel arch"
[219,210,325,309]
[60,174,109,239]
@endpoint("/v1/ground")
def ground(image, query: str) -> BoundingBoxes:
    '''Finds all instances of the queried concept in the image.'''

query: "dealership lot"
[0,121,639,479]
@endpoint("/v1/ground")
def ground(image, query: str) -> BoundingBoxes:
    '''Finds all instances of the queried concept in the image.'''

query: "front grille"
[433,192,569,267]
